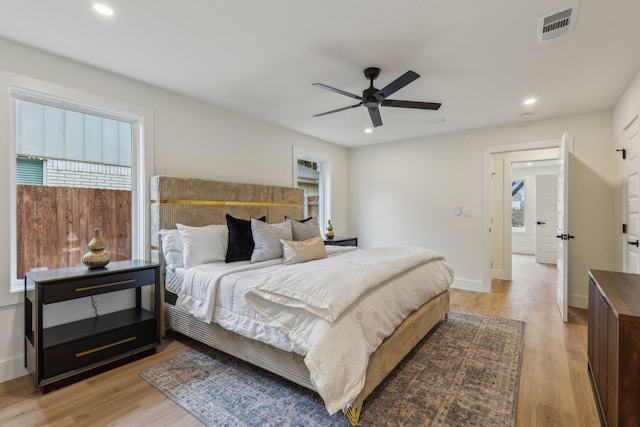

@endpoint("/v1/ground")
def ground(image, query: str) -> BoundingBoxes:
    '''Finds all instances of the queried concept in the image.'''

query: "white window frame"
[292,147,331,232]
[9,85,154,293]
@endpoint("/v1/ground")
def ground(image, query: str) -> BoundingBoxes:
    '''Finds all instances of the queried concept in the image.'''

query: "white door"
[556,132,573,322]
[625,115,640,272]
[535,174,558,264]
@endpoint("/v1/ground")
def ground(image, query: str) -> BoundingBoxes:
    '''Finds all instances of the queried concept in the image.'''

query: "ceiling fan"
[312,67,441,128]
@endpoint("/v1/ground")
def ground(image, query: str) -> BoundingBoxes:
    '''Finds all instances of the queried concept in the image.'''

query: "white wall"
[350,110,617,306]
[0,38,350,383]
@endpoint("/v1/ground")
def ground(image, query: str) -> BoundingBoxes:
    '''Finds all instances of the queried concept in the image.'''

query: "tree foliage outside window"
[512,180,525,231]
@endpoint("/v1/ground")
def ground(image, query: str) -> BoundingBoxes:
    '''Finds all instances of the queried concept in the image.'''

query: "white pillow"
[280,235,328,265]
[176,223,228,268]
[288,217,321,241]
[159,229,184,269]
[251,219,293,262]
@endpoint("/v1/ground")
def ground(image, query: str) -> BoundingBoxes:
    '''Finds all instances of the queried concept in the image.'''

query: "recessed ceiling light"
[93,3,114,16]
[364,128,373,134]
[523,98,537,106]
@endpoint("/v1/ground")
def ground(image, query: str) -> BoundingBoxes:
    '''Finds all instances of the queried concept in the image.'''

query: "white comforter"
[246,246,445,323]
[176,246,454,415]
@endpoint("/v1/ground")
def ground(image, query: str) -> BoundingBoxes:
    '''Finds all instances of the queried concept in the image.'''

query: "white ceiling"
[1,0,639,148]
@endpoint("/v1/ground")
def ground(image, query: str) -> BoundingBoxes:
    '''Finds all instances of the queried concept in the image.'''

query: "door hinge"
[623,223,628,234]
[617,148,627,159]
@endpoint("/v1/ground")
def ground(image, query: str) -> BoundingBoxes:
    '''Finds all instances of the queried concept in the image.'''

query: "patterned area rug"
[139,310,524,426]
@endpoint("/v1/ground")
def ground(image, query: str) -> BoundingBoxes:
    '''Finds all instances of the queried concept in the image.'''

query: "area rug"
[139,310,524,426]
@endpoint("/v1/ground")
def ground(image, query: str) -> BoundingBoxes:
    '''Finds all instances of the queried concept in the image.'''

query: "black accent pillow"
[225,214,266,263]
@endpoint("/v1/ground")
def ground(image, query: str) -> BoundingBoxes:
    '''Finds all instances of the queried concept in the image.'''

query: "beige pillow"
[280,235,328,265]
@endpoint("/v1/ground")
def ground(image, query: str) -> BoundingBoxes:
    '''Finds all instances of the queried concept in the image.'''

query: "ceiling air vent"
[537,3,580,43]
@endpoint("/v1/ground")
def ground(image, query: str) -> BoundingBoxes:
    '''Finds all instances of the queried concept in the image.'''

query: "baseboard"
[0,354,28,384]
[451,278,489,293]
[569,293,588,310]
[492,268,511,281]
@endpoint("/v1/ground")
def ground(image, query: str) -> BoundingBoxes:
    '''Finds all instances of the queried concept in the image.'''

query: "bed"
[150,175,453,425]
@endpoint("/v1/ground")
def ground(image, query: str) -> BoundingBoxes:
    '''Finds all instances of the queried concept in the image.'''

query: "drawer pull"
[75,279,135,292]
[75,336,136,357]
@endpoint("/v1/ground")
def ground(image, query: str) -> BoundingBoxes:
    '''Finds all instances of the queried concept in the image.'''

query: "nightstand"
[324,236,358,246]
[24,260,160,393]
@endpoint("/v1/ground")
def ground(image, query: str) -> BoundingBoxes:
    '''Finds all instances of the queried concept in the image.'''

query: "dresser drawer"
[43,318,156,379]
[42,268,156,304]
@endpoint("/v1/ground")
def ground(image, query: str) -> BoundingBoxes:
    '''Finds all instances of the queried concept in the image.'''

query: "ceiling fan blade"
[312,83,363,100]
[381,99,442,110]
[368,106,383,127]
[375,70,420,100]
[313,102,363,117]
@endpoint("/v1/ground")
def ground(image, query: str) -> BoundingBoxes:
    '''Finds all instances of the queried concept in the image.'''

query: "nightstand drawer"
[43,318,156,379]
[42,269,156,303]
[324,237,358,246]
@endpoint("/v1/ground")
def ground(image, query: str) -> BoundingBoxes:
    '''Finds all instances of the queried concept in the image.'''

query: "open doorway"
[490,148,559,282]
[483,134,573,322]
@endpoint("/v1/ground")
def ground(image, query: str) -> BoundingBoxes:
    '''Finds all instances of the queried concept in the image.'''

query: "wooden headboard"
[149,175,304,264]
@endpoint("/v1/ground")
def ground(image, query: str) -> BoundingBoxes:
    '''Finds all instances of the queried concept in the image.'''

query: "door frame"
[623,113,640,272]
[482,139,560,292]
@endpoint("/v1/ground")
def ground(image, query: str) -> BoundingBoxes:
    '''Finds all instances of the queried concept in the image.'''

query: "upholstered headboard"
[149,175,304,264]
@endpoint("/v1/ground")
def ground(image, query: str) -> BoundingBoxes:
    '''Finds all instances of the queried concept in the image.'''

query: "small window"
[297,159,320,218]
[512,180,525,231]
[16,157,44,185]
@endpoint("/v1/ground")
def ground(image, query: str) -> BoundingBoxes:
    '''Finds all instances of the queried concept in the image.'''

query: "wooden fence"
[307,195,319,219]
[17,185,131,278]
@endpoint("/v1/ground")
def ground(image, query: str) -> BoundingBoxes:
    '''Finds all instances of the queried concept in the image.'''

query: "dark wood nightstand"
[24,260,160,393]
[324,236,358,246]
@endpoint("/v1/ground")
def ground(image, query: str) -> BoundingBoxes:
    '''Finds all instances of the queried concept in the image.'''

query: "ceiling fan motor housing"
[363,87,380,107]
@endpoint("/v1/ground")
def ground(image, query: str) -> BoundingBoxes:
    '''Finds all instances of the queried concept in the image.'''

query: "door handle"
[536,221,546,225]
[628,240,639,247]
[556,234,576,240]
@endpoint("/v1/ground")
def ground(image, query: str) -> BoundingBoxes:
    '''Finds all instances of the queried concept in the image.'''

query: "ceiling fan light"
[364,128,373,134]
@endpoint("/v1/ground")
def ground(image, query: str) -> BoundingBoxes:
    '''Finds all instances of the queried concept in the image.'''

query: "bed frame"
[150,175,449,425]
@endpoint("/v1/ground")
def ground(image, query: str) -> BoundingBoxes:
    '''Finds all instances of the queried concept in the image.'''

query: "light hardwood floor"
[0,254,600,426]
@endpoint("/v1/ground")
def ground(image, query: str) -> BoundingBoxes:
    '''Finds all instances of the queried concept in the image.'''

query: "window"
[16,157,44,185]
[511,179,525,231]
[294,148,330,231]
[297,160,321,218]
[10,87,151,292]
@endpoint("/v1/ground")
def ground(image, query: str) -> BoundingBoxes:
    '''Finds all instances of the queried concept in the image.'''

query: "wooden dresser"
[588,270,640,426]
